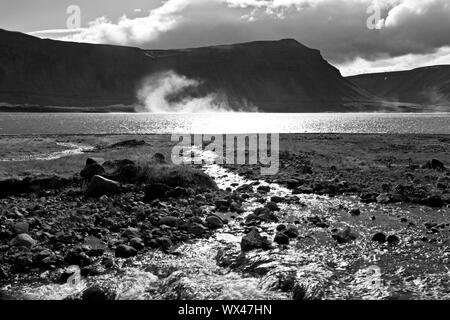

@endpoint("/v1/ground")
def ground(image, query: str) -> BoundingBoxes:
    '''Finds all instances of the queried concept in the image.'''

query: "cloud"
[30,0,450,73]
[338,46,450,76]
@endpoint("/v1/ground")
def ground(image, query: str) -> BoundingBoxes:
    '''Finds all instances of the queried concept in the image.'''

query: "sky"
[1,0,450,76]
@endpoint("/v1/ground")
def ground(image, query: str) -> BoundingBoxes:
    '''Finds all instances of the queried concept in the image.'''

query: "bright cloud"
[29,0,450,74]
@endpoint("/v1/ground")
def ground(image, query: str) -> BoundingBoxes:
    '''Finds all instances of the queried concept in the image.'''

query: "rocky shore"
[0,134,449,300]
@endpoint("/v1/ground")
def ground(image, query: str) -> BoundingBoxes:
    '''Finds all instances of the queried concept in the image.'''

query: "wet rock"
[283,225,299,238]
[274,232,290,245]
[286,179,303,189]
[10,233,36,248]
[387,235,400,245]
[257,185,271,193]
[158,216,180,228]
[82,285,114,301]
[85,175,120,198]
[187,223,208,235]
[13,222,29,235]
[215,199,230,210]
[372,232,387,243]
[80,159,105,182]
[115,244,137,258]
[422,159,446,171]
[292,187,313,195]
[241,228,270,252]
[332,227,358,244]
[265,202,280,212]
[205,215,224,229]
[144,183,170,202]
[14,253,33,271]
[349,208,361,216]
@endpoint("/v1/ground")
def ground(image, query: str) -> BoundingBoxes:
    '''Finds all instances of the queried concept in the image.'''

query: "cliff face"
[0,29,375,112]
[348,66,450,108]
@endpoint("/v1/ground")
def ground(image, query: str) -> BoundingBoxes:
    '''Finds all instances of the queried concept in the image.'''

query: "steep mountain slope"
[348,66,450,108]
[0,29,375,112]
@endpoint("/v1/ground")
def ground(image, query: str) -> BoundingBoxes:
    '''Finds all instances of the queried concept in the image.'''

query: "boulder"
[85,175,120,198]
[206,215,224,229]
[349,208,361,216]
[80,159,105,182]
[274,232,290,245]
[241,228,270,252]
[82,236,107,256]
[10,233,36,248]
[422,159,446,171]
[158,216,180,228]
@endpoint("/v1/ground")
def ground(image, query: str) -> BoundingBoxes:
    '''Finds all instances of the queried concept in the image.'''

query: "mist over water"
[134,71,233,113]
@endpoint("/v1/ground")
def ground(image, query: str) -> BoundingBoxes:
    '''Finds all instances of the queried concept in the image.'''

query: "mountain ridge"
[0,28,377,112]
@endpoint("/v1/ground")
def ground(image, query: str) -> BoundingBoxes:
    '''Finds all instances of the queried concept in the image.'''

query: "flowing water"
[3,148,449,300]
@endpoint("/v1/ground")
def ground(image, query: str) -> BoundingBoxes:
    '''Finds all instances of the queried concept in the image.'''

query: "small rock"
[283,225,299,238]
[387,235,400,245]
[115,244,137,258]
[187,223,208,235]
[122,227,140,239]
[257,185,271,193]
[270,196,284,203]
[157,237,172,250]
[158,216,180,228]
[265,202,280,212]
[372,232,387,243]
[10,233,36,248]
[130,237,145,250]
[332,227,358,244]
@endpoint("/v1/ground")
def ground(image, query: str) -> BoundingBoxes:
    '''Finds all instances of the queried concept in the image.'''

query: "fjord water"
[0,113,450,135]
